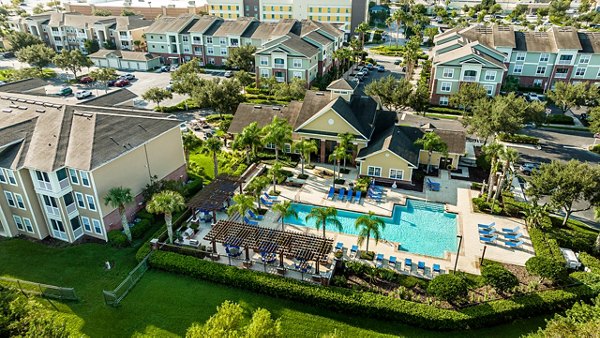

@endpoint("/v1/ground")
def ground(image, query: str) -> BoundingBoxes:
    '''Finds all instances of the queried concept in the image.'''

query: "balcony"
[36,180,53,191]
[59,178,69,190]
[463,76,477,82]
[558,60,572,65]
[66,202,77,215]
[554,73,568,79]
[45,205,61,218]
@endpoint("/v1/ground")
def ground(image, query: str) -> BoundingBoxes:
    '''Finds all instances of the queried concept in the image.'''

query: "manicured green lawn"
[188,153,215,180]
[0,239,547,337]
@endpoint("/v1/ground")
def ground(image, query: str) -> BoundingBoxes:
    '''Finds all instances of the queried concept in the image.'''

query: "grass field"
[0,239,548,337]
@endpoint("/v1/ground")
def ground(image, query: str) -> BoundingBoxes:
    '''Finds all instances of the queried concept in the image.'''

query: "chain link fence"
[102,254,150,307]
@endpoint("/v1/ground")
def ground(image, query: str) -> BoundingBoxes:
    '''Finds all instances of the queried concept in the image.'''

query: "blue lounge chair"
[263,192,278,200]
[433,264,441,275]
[370,184,383,192]
[505,240,524,248]
[326,186,335,199]
[368,187,382,196]
[353,190,362,203]
[243,216,258,226]
[480,235,498,243]
[404,258,412,271]
[335,242,343,250]
[502,225,521,234]
[479,228,496,236]
[418,261,426,273]
[260,197,273,207]
[345,189,353,201]
[389,256,397,267]
[504,232,522,241]
[376,253,384,261]
[337,188,346,200]
[427,178,441,191]
[248,210,263,220]
[478,222,496,229]
[351,245,358,253]
[376,253,384,268]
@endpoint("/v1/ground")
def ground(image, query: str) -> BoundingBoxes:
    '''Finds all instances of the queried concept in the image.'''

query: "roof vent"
[18,106,27,110]
[315,92,324,96]
[2,108,12,113]
[253,105,262,109]
[35,108,45,113]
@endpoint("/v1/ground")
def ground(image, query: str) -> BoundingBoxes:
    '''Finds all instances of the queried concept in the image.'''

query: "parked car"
[120,73,135,80]
[115,79,130,87]
[75,90,93,99]
[366,63,374,70]
[2,52,15,58]
[160,65,170,72]
[224,70,233,78]
[56,87,73,96]
[179,123,189,132]
[377,65,385,72]
[79,76,94,84]
[519,162,541,175]
[393,60,401,65]
[526,93,541,102]
[107,79,118,86]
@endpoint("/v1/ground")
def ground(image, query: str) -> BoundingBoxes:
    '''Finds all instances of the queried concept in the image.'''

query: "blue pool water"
[284,199,458,258]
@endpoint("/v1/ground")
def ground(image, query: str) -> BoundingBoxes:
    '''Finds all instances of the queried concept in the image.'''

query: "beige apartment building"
[0,95,186,243]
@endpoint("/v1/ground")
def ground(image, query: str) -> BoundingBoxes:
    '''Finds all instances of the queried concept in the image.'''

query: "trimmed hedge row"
[546,114,574,125]
[428,106,464,115]
[497,133,540,145]
[147,250,600,330]
[579,253,600,273]
[529,227,565,264]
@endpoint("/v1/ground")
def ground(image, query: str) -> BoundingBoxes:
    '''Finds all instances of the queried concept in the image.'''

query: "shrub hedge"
[146,250,600,330]
[427,106,464,115]
[427,274,468,302]
[130,219,151,240]
[108,230,129,248]
[529,227,565,264]
[590,144,600,155]
[497,133,540,145]
[579,253,600,273]
[481,264,519,293]
[546,114,574,125]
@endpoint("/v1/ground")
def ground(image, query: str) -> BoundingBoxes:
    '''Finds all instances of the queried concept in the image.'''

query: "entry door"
[440,157,453,170]
[50,219,68,241]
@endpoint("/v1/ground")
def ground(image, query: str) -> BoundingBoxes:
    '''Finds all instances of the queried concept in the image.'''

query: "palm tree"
[385,17,394,46]
[305,207,342,238]
[245,175,270,209]
[272,200,298,231]
[483,142,503,202]
[355,211,386,252]
[292,139,318,176]
[333,48,352,76]
[202,137,223,178]
[338,133,356,170]
[146,190,186,244]
[227,194,256,224]
[522,203,548,229]
[269,161,283,194]
[232,122,263,164]
[104,187,134,242]
[493,148,519,201]
[262,116,292,162]
[329,146,346,188]
[392,9,406,46]
[414,132,448,174]
[182,131,202,167]
[355,22,370,47]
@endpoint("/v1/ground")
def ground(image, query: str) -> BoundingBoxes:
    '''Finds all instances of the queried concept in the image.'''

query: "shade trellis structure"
[204,220,334,273]
[187,175,243,220]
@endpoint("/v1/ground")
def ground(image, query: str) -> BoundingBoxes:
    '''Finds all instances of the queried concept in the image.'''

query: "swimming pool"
[284,199,458,258]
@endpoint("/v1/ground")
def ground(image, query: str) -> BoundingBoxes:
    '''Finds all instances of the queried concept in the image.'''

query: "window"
[539,53,549,62]
[536,66,546,75]
[292,59,302,68]
[207,47,214,55]
[283,143,292,153]
[260,56,268,66]
[182,36,189,42]
[0,169,5,183]
[293,71,303,79]
[75,192,85,208]
[80,171,90,187]
[220,48,227,55]
[513,64,523,74]
[23,218,33,233]
[64,192,74,206]
[5,170,16,185]
[81,217,91,232]
[193,36,201,43]
[484,71,496,81]
[442,68,454,78]
[516,53,526,61]
[484,85,494,96]
[86,195,96,211]
[92,219,102,235]
[579,55,591,64]
[440,82,451,92]
[389,169,403,180]
[220,38,227,45]
[555,67,569,78]
[206,36,213,44]
[230,38,239,46]
[14,193,25,209]
[209,58,215,65]
[575,67,586,76]
[559,54,573,64]
[13,216,23,231]
[533,79,543,87]
[265,142,275,149]
[367,166,382,177]
[274,58,284,66]
[260,69,270,78]
[69,169,79,184]
[439,96,449,106]
[4,191,15,207]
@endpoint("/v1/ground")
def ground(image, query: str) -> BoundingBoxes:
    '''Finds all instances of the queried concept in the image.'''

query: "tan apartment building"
[0,96,186,243]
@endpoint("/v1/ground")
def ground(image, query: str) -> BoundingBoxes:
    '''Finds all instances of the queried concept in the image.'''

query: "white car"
[75,90,92,99]
[179,123,189,132]
[120,73,135,80]
[224,70,233,78]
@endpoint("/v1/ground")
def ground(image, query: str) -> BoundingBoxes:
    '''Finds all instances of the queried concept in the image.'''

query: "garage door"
[108,58,119,68]
[129,62,139,70]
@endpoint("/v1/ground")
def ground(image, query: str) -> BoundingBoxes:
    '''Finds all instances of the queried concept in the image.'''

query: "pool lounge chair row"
[478,222,525,248]
[326,187,362,203]
[345,244,443,277]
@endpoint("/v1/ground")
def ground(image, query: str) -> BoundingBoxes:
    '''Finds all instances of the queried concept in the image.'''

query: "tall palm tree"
[355,211,386,252]
[146,190,186,244]
[262,116,292,162]
[292,139,318,176]
[232,122,263,164]
[333,47,352,76]
[338,132,356,170]
[227,194,256,224]
[202,137,223,178]
[272,200,298,231]
[305,207,342,238]
[414,132,447,174]
[269,161,283,194]
[329,146,346,188]
[355,22,370,47]
[182,131,203,167]
[104,187,134,242]
[391,9,406,46]
[385,17,394,46]
[483,142,503,201]
[245,175,270,209]
[493,147,519,201]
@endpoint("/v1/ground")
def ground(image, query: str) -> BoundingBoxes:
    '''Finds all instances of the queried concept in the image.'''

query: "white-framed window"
[513,64,523,74]
[389,169,404,180]
[260,69,270,78]
[13,215,23,231]
[220,48,227,56]
[182,35,189,42]
[81,216,91,232]
[439,96,449,106]
[75,192,85,208]
[575,67,586,76]
[260,56,268,66]
[0,169,5,183]
[4,191,15,207]
[220,38,227,45]
[484,71,496,81]
[442,68,454,78]
[208,58,215,65]
[539,53,549,62]
[516,52,526,61]
[5,170,16,185]
[14,193,25,209]
[367,166,382,177]
[536,66,546,75]
[265,142,276,149]
[207,47,214,55]
[597,69,600,78]
[484,85,494,96]
[23,218,33,233]
[283,143,292,153]
[440,82,451,92]
[92,219,102,235]
[533,79,543,87]
[69,169,79,185]
[292,59,302,68]
[274,58,284,66]
[80,171,90,187]
[293,71,303,79]
[85,195,96,211]
[206,36,213,44]
[579,55,591,64]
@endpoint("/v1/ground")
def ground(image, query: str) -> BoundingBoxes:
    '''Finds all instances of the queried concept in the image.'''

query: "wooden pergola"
[204,220,334,274]
[187,175,243,220]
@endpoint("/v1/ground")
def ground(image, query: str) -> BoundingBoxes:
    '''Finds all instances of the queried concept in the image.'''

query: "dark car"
[115,79,130,87]
[376,65,385,72]
[2,52,15,58]
[160,65,170,72]
[394,60,401,65]
[519,162,540,175]
[107,79,117,86]
[79,76,94,84]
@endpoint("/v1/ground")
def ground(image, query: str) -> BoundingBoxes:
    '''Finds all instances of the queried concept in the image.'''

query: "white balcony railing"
[558,60,572,65]
[52,229,68,241]
[66,203,77,215]
[45,205,61,217]
[59,178,69,190]
[73,226,83,239]
[36,180,53,191]
[463,76,477,82]
[554,73,568,79]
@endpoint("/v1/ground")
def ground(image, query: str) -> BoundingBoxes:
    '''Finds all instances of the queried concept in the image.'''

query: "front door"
[440,157,453,170]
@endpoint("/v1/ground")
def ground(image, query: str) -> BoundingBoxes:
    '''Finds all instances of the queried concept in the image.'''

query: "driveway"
[517,128,600,164]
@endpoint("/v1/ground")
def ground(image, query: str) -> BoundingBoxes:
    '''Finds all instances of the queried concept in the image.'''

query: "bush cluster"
[158,99,200,113]
[427,274,468,302]
[590,144,600,155]
[472,196,502,214]
[526,256,567,282]
[546,114,574,125]
[497,133,540,145]
[107,230,129,247]
[501,194,529,217]
[130,219,151,240]
[481,264,519,293]
[427,106,464,115]
[578,253,600,273]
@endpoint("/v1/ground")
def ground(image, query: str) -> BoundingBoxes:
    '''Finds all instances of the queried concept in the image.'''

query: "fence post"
[16,280,27,298]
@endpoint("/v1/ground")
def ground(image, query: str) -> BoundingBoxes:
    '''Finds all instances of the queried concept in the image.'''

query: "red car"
[79,76,94,84]
[114,79,130,87]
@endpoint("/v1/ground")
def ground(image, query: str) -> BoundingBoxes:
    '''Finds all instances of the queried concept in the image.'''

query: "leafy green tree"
[234,69,255,89]
[481,264,518,293]
[7,31,42,51]
[227,194,256,223]
[292,139,318,175]
[53,49,93,79]
[274,78,306,100]
[83,39,100,54]
[142,87,173,111]
[427,274,468,303]
[415,132,447,173]
[171,58,205,95]
[588,106,600,134]
[305,206,343,238]
[202,137,223,178]
[89,67,117,92]
[182,131,203,166]
[525,256,566,283]
[522,203,549,229]
[225,44,257,71]
[32,3,45,14]
[354,211,385,252]
[146,190,186,243]
[262,116,292,162]
[272,200,298,230]
[104,187,134,242]
[546,81,596,113]
[244,308,282,338]
[424,26,438,45]
[493,147,519,201]
[232,122,263,163]
[449,82,487,115]
[365,75,412,111]
[527,295,600,338]
[527,160,600,226]
[410,78,430,115]
[268,161,284,194]
[16,44,55,69]
[482,142,503,201]
[501,75,519,92]
[402,35,421,74]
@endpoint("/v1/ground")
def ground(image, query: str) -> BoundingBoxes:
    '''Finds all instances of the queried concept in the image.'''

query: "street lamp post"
[453,234,463,274]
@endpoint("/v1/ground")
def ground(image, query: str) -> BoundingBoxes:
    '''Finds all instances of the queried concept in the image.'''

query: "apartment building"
[206,0,368,33]
[430,25,600,105]
[17,12,153,53]
[0,95,186,243]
